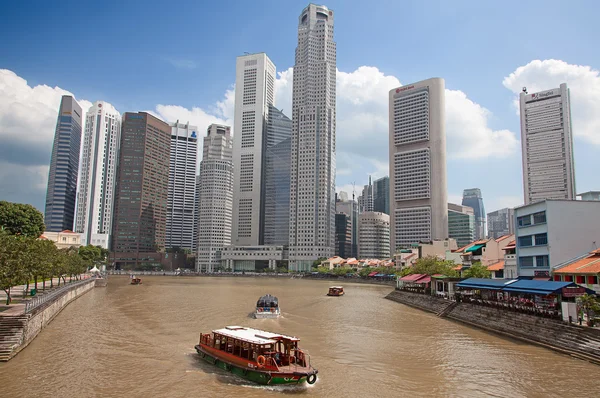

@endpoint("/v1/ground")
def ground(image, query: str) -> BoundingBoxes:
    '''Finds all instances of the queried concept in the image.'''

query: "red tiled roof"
[455,239,490,253]
[60,230,77,234]
[495,234,512,242]
[487,261,505,271]
[503,240,516,250]
[554,250,600,275]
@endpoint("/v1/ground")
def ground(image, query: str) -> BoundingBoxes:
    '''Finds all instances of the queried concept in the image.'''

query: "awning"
[368,271,378,277]
[399,273,427,282]
[465,244,484,253]
[457,278,596,296]
[457,278,516,290]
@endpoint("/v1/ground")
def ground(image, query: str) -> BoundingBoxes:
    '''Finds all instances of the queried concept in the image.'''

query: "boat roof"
[212,326,300,344]
[329,286,343,289]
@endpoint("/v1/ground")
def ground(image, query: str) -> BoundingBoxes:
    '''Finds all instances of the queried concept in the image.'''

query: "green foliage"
[403,256,460,277]
[358,266,399,277]
[331,267,355,276]
[462,263,491,279]
[313,257,327,268]
[276,267,288,273]
[0,201,45,237]
[579,294,600,326]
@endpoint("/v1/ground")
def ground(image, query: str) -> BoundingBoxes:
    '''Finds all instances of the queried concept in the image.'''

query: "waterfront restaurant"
[397,274,431,293]
[431,275,462,298]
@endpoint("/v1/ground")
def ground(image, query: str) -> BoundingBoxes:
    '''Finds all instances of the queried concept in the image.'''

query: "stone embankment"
[0,278,96,362]
[386,290,600,365]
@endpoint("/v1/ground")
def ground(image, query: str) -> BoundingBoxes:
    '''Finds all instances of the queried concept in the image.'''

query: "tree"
[406,256,460,277]
[579,294,600,326]
[313,258,327,268]
[0,201,45,237]
[462,263,491,279]
[0,232,27,304]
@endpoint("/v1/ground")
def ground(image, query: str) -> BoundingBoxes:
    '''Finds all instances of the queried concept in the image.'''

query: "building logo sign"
[396,85,415,93]
[530,89,557,101]
[191,131,197,138]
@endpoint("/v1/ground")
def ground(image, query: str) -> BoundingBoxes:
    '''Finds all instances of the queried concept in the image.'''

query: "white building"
[514,199,600,277]
[520,84,576,204]
[221,246,286,272]
[74,101,121,248]
[166,122,198,252]
[358,211,390,259]
[389,78,448,252]
[196,124,234,272]
[288,4,337,271]
[232,53,276,246]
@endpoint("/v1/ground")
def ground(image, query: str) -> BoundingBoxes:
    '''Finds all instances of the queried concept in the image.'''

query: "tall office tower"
[197,124,234,272]
[520,83,576,204]
[112,112,171,269]
[359,176,374,213]
[487,207,515,239]
[45,95,83,232]
[166,122,198,252]
[193,175,201,252]
[336,198,358,258]
[462,188,485,240]
[74,101,120,248]
[389,78,448,252]
[335,213,352,258]
[232,53,276,246]
[289,4,337,271]
[358,211,390,259]
[447,203,475,247]
[373,176,390,215]
[262,105,292,245]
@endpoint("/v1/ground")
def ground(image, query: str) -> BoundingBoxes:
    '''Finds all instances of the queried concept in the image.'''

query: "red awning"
[417,276,431,284]
[368,271,378,277]
[399,273,427,282]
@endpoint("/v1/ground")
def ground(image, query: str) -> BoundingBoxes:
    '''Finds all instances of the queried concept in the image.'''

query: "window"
[519,256,534,267]
[535,255,549,268]
[533,211,546,224]
[517,215,531,227]
[518,235,533,247]
[534,233,548,246]
[576,275,585,284]
[587,276,598,285]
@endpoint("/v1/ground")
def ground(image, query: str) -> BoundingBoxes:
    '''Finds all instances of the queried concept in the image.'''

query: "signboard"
[396,85,415,93]
[534,270,550,277]
[561,287,586,297]
[526,88,559,102]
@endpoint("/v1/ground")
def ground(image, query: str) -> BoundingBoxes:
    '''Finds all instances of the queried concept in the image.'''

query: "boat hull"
[327,293,344,296]
[254,310,280,319]
[195,346,311,386]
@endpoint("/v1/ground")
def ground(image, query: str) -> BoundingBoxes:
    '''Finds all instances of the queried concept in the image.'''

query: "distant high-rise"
[112,112,171,268]
[448,203,475,247]
[166,122,198,252]
[232,53,276,246]
[373,176,390,215]
[389,78,448,251]
[487,208,515,239]
[359,176,374,213]
[75,101,120,248]
[335,213,352,258]
[262,105,292,246]
[289,4,337,271]
[358,212,390,259]
[336,197,358,258]
[197,124,234,272]
[520,83,576,204]
[45,95,83,232]
[462,188,485,240]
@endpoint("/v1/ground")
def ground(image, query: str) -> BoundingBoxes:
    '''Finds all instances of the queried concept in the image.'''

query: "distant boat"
[254,294,280,319]
[195,326,318,386]
[327,286,344,296]
[130,277,142,285]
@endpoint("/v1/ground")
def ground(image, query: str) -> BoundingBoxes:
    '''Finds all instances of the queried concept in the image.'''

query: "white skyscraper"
[288,4,337,271]
[196,124,233,272]
[520,83,576,204]
[232,53,276,246]
[389,78,448,251]
[166,122,198,252]
[74,101,121,248]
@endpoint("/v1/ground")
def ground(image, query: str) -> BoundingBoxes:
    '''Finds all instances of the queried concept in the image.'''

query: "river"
[1,276,599,397]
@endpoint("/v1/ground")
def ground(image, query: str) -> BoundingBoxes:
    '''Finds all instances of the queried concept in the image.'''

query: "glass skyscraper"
[462,188,485,240]
[373,176,390,215]
[45,95,83,232]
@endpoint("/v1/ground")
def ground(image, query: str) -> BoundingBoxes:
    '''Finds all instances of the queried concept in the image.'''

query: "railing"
[24,278,94,314]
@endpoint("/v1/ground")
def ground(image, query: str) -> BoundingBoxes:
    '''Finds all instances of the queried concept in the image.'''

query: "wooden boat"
[195,326,318,386]
[327,286,344,296]
[255,294,280,319]
[130,278,142,285]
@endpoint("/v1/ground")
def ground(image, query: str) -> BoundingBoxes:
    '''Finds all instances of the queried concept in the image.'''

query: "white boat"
[254,294,280,319]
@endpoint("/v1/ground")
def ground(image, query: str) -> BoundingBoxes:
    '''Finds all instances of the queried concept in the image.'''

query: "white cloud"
[503,59,600,145]
[164,57,197,70]
[448,193,463,205]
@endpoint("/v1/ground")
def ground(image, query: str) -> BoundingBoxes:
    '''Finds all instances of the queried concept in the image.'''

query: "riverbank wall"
[386,290,600,365]
[0,279,95,362]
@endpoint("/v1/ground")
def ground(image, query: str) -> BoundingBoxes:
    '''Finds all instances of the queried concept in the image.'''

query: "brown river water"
[1,276,599,398]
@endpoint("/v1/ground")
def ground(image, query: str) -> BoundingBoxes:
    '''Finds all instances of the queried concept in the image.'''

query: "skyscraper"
[520,83,576,204]
[74,101,120,248]
[487,207,514,239]
[358,212,390,259]
[197,124,233,272]
[262,105,292,246]
[336,197,358,258]
[112,112,171,269]
[166,122,198,252]
[373,176,390,215]
[232,53,276,246]
[389,78,448,251]
[447,203,475,247]
[45,95,83,232]
[462,188,485,240]
[289,4,337,271]
[359,176,374,213]
[335,213,352,258]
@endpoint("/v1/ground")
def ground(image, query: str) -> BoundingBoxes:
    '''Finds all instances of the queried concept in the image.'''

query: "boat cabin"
[256,294,278,309]
[327,286,344,296]
[130,278,142,285]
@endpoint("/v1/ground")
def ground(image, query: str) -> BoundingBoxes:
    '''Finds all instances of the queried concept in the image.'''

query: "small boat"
[130,277,142,285]
[327,286,344,296]
[254,294,280,319]
[195,326,318,386]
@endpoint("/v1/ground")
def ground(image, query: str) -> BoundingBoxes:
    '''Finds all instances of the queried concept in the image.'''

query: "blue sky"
[1,0,599,214]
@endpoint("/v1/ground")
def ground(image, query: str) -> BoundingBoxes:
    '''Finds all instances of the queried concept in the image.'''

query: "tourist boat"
[327,286,344,296]
[255,294,280,319]
[130,277,142,285]
[195,326,318,386]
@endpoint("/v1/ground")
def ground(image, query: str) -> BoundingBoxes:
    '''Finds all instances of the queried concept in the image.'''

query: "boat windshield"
[256,294,278,307]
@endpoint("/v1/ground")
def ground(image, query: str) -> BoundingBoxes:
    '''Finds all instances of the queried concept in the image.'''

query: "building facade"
[359,176,374,213]
[75,101,120,249]
[40,230,82,249]
[389,78,448,251]
[45,95,83,232]
[373,176,390,215]
[514,200,600,277]
[461,188,485,240]
[166,122,198,252]
[196,124,234,272]
[336,198,358,258]
[520,84,576,204]
[111,112,171,268]
[487,207,515,239]
[221,246,286,272]
[335,213,352,258]
[358,211,390,259]
[232,53,276,246]
[578,191,600,201]
[447,203,475,248]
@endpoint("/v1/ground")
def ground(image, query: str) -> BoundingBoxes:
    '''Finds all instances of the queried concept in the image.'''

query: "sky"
[1,0,599,215]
